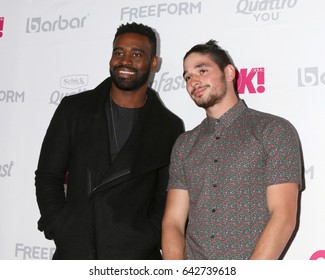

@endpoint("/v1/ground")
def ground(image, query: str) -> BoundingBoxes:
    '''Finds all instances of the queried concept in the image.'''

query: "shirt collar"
[206,99,247,130]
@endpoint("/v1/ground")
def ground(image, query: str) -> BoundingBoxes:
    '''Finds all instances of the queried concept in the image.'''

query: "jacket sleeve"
[35,98,71,239]
[148,165,168,248]
[149,118,185,248]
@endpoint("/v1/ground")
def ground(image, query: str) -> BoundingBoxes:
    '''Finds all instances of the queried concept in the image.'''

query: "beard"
[110,66,150,91]
[192,74,227,109]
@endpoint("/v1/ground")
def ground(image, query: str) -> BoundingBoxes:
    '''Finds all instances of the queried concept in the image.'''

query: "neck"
[111,85,148,108]
[206,93,239,119]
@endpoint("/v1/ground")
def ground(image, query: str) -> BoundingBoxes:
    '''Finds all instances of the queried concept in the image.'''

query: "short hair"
[114,22,157,57]
[183,40,233,71]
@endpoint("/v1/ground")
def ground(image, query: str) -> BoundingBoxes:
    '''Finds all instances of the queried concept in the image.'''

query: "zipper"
[86,168,130,258]
[87,168,92,195]
[91,168,131,193]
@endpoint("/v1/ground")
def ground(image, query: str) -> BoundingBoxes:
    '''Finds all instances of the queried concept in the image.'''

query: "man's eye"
[184,76,190,81]
[200,69,207,74]
[133,53,141,58]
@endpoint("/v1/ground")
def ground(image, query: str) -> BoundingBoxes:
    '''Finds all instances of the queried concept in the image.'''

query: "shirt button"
[214,159,218,163]
[210,234,215,239]
[213,184,217,188]
[216,119,221,123]
[215,136,220,140]
[212,208,216,213]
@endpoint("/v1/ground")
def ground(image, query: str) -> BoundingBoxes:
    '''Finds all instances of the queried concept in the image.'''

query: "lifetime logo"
[236,0,298,22]
[298,67,325,87]
[0,17,4,38]
[237,67,265,94]
[120,1,201,21]
[26,15,88,33]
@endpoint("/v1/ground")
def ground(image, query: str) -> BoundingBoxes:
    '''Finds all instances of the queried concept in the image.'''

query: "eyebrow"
[183,63,209,78]
[113,46,146,54]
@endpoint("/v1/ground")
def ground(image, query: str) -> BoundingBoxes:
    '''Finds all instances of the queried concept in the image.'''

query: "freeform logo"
[236,0,298,22]
[298,67,325,87]
[237,67,265,94]
[15,243,55,260]
[120,2,201,21]
[0,161,14,177]
[50,74,89,105]
[0,90,25,103]
[152,72,185,93]
[26,15,88,33]
[0,17,4,38]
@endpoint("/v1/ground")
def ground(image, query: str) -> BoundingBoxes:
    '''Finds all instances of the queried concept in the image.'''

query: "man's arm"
[35,98,71,239]
[249,182,299,259]
[148,165,168,246]
[162,189,189,260]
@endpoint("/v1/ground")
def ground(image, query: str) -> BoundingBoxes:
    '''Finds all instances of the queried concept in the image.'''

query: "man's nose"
[120,54,133,66]
[191,76,200,89]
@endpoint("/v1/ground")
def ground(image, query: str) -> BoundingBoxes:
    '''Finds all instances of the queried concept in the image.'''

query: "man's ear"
[224,64,236,81]
[151,56,160,72]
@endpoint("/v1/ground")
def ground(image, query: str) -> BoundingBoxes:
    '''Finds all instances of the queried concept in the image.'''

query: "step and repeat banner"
[0,0,324,260]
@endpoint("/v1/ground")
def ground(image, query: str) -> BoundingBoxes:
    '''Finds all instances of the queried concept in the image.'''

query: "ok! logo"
[310,250,325,260]
[0,17,4,38]
[236,67,265,94]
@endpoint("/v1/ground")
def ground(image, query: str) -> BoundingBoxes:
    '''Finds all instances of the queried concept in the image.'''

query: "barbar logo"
[0,90,25,103]
[0,17,4,38]
[236,0,298,22]
[15,243,55,260]
[120,1,201,21]
[0,161,14,177]
[26,15,88,33]
[152,72,185,93]
[237,67,265,94]
[50,74,89,105]
[298,67,325,87]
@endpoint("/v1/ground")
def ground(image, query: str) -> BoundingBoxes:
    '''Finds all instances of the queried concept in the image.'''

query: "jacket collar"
[81,78,173,190]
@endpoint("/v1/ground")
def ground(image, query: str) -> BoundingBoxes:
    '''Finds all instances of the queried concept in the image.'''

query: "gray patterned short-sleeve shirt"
[168,99,302,260]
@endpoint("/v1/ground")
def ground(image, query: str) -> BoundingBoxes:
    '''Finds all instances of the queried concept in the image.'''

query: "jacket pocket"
[50,203,69,242]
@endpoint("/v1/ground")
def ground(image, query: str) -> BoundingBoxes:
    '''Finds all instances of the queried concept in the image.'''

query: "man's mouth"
[192,86,207,97]
[114,66,137,77]
[118,69,136,76]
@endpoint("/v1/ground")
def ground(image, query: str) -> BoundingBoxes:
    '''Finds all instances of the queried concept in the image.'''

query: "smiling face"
[183,52,228,109]
[109,33,157,91]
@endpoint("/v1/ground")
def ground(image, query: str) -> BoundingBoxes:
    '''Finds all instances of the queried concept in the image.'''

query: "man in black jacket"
[35,22,184,259]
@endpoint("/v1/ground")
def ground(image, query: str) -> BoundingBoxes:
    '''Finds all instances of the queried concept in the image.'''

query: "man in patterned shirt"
[162,40,303,260]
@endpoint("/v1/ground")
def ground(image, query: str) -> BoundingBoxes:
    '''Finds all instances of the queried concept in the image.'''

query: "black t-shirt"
[106,97,141,161]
